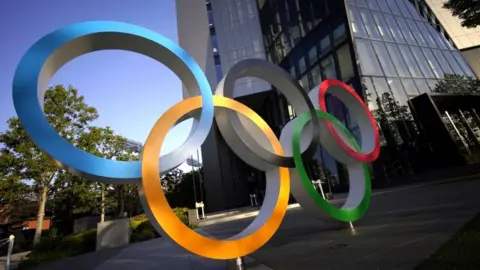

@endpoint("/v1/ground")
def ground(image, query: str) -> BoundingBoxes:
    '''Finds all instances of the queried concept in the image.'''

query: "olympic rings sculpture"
[12,21,380,260]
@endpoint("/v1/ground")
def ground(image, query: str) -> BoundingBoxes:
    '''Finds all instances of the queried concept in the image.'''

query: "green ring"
[292,110,371,222]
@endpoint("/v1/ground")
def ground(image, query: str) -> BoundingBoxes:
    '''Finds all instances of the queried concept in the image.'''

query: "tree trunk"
[100,184,105,223]
[117,186,125,217]
[33,186,48,246]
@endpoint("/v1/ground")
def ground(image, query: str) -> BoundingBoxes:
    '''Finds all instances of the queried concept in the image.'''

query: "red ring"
[318,79,380,163]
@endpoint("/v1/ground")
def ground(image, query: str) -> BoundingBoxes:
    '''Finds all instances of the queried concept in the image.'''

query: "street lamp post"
[187,150,204,219]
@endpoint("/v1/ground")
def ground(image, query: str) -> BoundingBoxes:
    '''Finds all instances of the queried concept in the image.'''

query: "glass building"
[175,0,478,212]
[257,0,478,190]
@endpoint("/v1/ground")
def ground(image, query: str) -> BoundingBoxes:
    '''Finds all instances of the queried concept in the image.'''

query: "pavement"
[5,179,480,270]
[0,251,29,270]
[200,179,480,269]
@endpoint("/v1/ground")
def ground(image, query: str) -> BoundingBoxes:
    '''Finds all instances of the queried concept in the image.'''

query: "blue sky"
[0,0,201,170]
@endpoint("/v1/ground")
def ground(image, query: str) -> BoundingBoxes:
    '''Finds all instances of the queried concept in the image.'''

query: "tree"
[0,163,33,222]
[77,126,138,220]
[443,0,480,28]
[433,74,480,94]
[0,85,98,245]
[161,168,183,193]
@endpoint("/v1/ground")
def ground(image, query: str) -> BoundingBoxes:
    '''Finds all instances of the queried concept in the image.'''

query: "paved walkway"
[13,178,480,270]
[201,179,480,269]
[0,251,29,270]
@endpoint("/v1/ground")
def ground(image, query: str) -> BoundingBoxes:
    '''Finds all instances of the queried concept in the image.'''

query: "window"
[308,46,318,66]
[208,10,215,25]
[387,78,409,106]
[211,35,219,52]
[376,0,392,13]
[432,49,454,75]
[397,45,423,78]
[403,0,423,21]
[407,19,428,47]
[384,14,406,43]
[395,0,413,18]
[311,65,322,87]
[289,23,302,45]
[396,18,417,45]
[289,66,296,78]
[321,55,337,79]
[363,77,379,112]
[372,41,397,76]
[371,12,394,42]
[401,78,420,96]
[312,0,327,25]
[452,52,476,78]
[372,77,392,102]
[409,46,435,78]
[349,7,368,38]
[385,43,411,77]
[425,23,448,50]
[417,22,438,48]
[337,44,355,81]
[215,65,223,81]
[288,105,296,119]
[426,79,439,91]
[366,0,380,10]
[333,23,347,45]
[300,1,314,32]
[442,50,465,76]
[214,54,221,65]
[421,48,444,78]
[385,0,402,16]
[300,73,310,90]
[319,35,331,56]
[355,39,383,76]
[359,8,382,40]
[355,0,368,8]
[414,78,430,94]
[298,57,306,74]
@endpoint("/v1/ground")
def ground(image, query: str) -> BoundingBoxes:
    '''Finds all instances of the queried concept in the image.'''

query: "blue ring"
[12,21,214,183]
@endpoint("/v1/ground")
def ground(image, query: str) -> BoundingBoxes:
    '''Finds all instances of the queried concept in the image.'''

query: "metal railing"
[1,235,15,270]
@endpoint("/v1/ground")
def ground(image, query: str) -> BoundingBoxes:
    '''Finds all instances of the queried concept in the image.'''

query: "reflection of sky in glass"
[347,0,477,99]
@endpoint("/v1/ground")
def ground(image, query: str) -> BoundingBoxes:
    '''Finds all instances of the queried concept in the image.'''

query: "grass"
[416,213,480,270]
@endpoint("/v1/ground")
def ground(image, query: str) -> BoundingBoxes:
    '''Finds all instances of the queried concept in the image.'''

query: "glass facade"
[258,0,359,192]
[346,0,477,179]
[257,0,479,191]
[206,1,223,82]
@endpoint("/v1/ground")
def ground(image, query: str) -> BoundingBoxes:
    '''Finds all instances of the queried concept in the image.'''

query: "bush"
[19,230,97,269]
[130,208,193,243]
[19,208,195,268]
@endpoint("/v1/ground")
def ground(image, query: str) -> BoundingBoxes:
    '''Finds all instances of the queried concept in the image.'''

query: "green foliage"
[77,126,139,217]
[19,230,97,269]
[0,171,32,221]
[433,74,480,94]
[130,208,195,243]
[173,207,189,225]
[0,85,99,244]
[166,169,203,209]
[443,0,480,28]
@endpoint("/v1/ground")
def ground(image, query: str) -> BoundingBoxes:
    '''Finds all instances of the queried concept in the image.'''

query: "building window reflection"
[356,39,383,76]
[256,0,479,198]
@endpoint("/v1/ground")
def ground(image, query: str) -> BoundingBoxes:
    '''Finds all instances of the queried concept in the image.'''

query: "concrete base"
[96,218,131,251]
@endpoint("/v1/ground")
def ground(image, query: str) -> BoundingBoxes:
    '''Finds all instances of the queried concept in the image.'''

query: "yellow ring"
[141,96,290,259]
